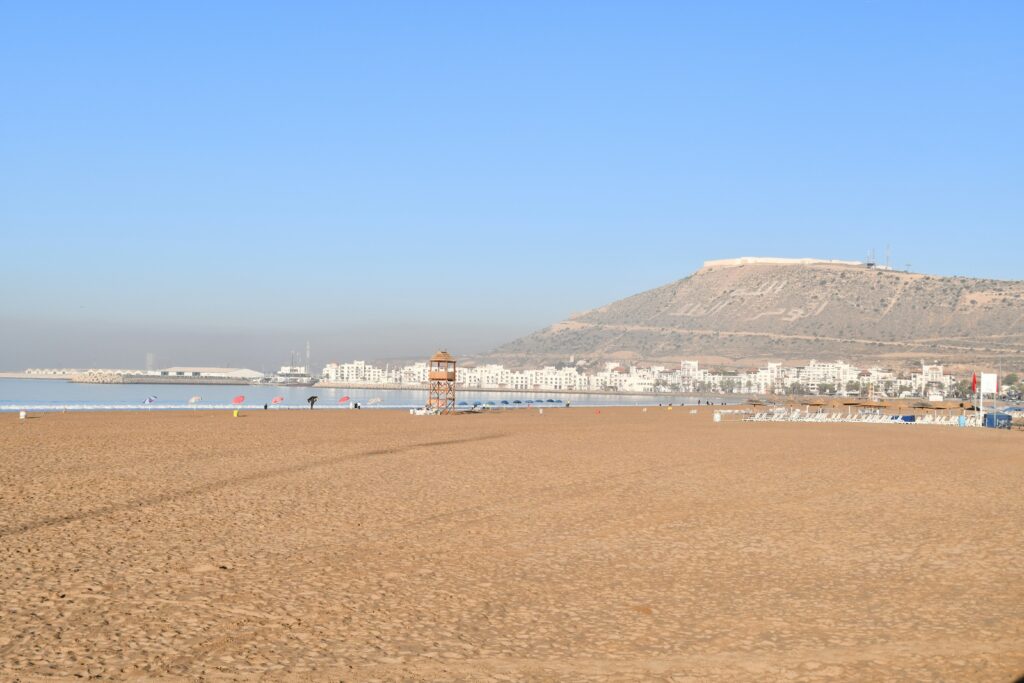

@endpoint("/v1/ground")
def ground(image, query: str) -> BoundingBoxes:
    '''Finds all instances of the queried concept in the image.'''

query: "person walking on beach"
[307,396,318,410]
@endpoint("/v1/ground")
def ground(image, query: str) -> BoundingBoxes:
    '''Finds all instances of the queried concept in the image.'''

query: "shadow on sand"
[0,433,508,538]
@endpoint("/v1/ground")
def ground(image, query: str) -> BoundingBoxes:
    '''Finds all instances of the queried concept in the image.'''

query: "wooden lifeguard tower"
[427,350,457,414]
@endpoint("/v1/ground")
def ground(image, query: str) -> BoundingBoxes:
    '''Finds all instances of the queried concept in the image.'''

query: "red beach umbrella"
[271,396,284,405]
[232,395,245,405]
[339,396,350,404]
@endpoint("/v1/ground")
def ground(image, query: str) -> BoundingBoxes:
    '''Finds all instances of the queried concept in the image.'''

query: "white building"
[910,363,954,397]
[154,367,263,380]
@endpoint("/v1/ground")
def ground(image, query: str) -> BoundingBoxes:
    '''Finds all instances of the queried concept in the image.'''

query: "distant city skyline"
[21,357,980,402]
[2,2,1021,369]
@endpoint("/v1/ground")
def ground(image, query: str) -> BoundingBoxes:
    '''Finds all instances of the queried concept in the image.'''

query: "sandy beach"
[1,408,1022,681]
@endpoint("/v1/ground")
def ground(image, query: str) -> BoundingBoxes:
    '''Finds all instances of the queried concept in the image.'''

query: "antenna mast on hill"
[885,244,891,270]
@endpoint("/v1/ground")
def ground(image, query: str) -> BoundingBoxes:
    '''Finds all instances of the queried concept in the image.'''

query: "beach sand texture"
[2,409,1022,681]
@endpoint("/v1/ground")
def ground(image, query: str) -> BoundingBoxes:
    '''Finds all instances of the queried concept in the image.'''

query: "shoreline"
[0,401,699,414]
[1,375,742,400]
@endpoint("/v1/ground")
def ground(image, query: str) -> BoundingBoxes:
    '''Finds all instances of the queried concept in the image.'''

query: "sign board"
[980,373,998,394]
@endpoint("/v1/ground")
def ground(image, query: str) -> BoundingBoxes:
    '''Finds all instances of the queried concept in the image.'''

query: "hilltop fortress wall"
[702,257,865,269]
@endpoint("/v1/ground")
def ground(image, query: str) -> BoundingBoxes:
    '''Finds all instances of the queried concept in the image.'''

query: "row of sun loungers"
[743,410,979,426]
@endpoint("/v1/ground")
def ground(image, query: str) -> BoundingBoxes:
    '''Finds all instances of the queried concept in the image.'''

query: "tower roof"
[430,350,455,362]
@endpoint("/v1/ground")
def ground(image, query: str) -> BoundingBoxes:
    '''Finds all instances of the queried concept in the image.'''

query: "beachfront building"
[592,363,629,391]
[450,363,592,391]
[794,360,859,394]
[400,363,430,385]
[322,360,390,384]
[457,364,511,389]
[535,365,592,391]
[754,363,785,394]
[861,367,899,397]
[910,363,954,397]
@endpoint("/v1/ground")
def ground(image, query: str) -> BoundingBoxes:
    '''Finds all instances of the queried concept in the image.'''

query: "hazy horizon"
[4,258,1021,371]
[0,316,531,371]
[3,2,1021,370]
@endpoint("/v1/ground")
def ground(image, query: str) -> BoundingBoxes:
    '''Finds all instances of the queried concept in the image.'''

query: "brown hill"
[491,258,1024,369]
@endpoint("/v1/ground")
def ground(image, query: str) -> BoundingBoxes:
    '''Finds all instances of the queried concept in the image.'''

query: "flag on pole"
[971,372,977,394]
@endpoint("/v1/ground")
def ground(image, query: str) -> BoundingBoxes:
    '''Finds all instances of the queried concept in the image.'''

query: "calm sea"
[0,378,717,412]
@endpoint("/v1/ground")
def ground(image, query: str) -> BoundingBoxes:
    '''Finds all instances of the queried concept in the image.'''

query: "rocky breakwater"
[70,373,126,384]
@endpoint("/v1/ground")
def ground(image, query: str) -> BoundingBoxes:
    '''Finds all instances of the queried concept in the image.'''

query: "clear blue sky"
[1,1,1021,369]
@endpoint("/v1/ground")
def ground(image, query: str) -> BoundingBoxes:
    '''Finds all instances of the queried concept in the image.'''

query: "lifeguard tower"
[427,350,457,414]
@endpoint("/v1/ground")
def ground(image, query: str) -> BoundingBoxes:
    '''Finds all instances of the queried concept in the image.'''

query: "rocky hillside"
[491,259,1024,369]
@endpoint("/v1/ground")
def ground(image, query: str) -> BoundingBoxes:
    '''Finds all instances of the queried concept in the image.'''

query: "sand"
[1,408,1022,681]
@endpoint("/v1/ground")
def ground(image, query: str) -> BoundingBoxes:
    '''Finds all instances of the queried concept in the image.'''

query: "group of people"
[258,396,360,410]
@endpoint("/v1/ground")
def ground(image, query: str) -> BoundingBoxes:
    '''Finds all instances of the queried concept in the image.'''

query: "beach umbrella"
[339,396,350,404]
[500,400,509,405]
[307,396,318,409]
[271,396,284,404]
[188,395,202,405]
[231,395,245,405]
[144,395,157,405]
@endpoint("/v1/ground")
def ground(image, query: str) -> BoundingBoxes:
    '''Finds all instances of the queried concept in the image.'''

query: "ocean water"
[0,378,716,412]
